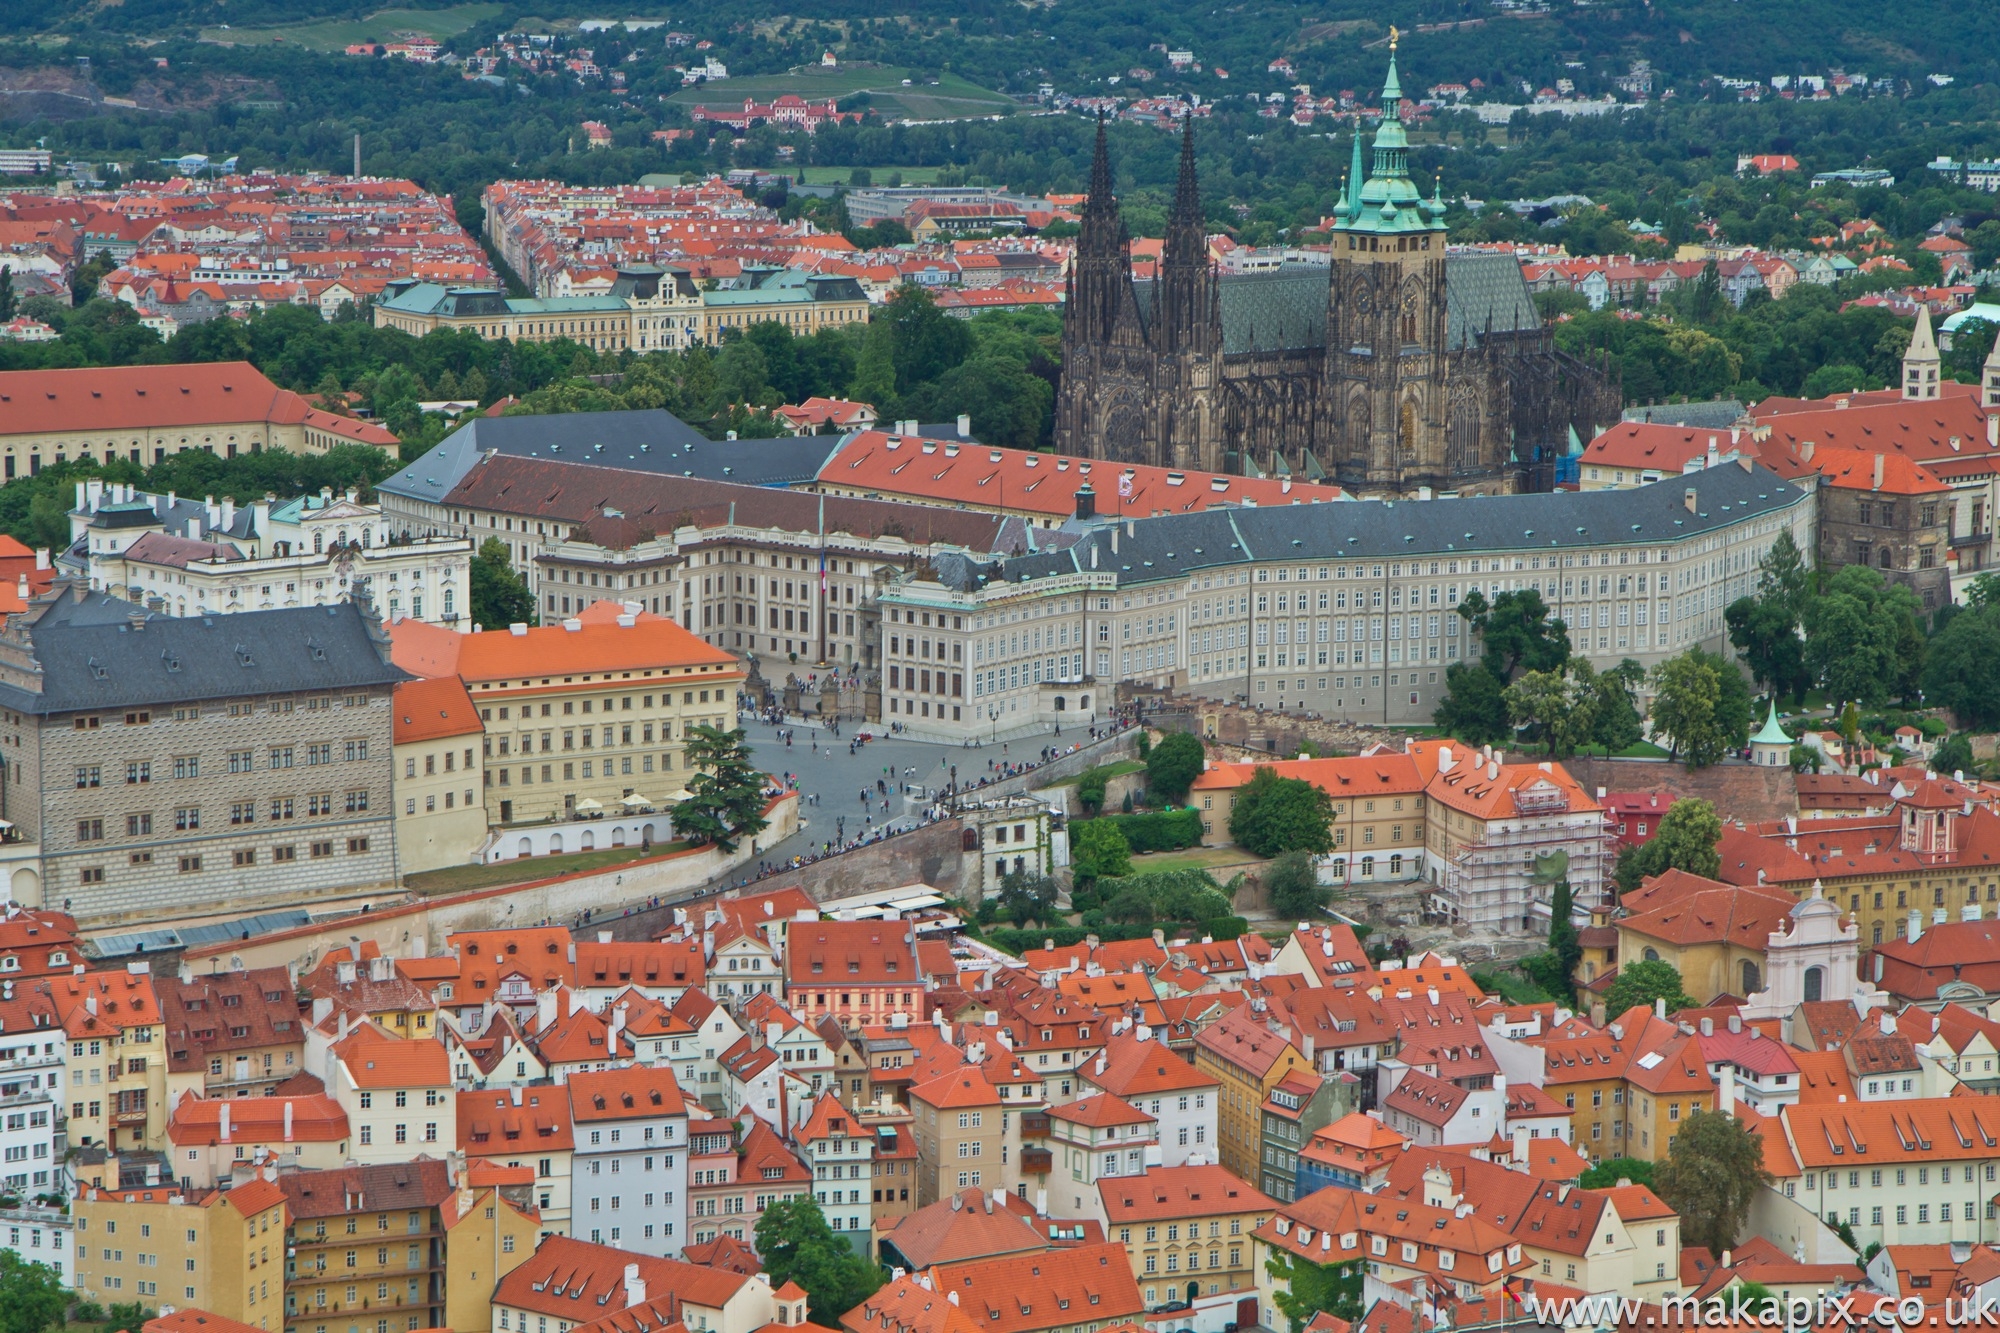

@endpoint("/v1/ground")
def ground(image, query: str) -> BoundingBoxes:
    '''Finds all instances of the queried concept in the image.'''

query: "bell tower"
[1324,30,1452,491]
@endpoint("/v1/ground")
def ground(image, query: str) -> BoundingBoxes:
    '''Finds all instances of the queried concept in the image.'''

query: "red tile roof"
[167,1091,348,1145]
[1093,1163,1273,1223]
[930,1243,1145,1333]
[567,1064,687,1120]
[786,920,919,987]
[332,1025,449,1089]
[393,675,483,743]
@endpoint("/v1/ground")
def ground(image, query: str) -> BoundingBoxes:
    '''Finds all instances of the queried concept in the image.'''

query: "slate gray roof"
[941,462,1810,592]
[0,595,406,715]
[379,409,844,511]
[1622,400,1751,430]
[1130,253,1542,357]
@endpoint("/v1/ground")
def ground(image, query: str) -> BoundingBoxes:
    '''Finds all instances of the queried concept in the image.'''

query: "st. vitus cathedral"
[1055,37,1622,496]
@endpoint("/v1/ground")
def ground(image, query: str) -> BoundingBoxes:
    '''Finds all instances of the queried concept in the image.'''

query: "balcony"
[1020,1147,1052,1174]
[114,1108,148,1127]
[1020,1112,1051,1139]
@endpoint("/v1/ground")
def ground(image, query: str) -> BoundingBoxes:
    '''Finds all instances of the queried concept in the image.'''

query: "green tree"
[1604,958,1694,1017]
[1613,798,1724,895]
[1227,768,1333,858]
[70,248,118,305]
[1264,849,1329,920]
[1464,588,1571,681]
[1803,565,1926,706]
[105,1304,156,1333]
[1651,1109,1776,1256]
[0,266,15,325]
[1592,659,1647,752]
[1546,878,1581,994]
[469,537,536,631]
[673,724,770,853]
[1923,603,2000,731]
[1433,660,1510,745]
[753,1195,883,1325]
[1144,731,1206,805]
[0,1249,71,1333]
[1649,650,1728,767]
[1934,733,1976,778]
[1505,664,1599,758]
[883,285,973,393]
[1578,1157,1656,1190]
[996,868,1060,928]
[1726,596,1810,706]
[1070,819,1131,889]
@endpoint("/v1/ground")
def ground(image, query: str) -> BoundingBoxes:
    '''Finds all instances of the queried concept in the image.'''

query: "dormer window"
[0,957,16,972]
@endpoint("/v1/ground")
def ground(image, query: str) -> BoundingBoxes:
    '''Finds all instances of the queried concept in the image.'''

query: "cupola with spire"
[1330,28,1447,245]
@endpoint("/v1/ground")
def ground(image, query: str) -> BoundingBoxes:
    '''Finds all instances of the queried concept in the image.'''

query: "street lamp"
[988,704,1000,743]
[949,763,958,810]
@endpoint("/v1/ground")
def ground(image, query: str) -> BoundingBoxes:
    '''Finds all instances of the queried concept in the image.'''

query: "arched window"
[1741,960,1761,996]
[1643,947,1660,962]
[1804,965,1824,1004]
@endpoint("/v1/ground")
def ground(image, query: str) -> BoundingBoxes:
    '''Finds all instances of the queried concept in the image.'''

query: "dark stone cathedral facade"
[1055,49,1622,496]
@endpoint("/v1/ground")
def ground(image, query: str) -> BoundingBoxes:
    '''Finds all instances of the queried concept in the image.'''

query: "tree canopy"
[1144,731,1207,806]
[1227,768,1333,859]
[673,725,770,853]
[753,1195,883,1325]
[1613,799,1724,896]
[1652,1109,1776,1256]
[1604,958,1695,1018]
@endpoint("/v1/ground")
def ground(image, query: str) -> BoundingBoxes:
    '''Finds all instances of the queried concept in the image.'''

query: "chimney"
[1909,910,1923,943]
[1654,997,1666,1019]
[1700,1017,1713,1036]
[220,1101,232,1143]
[33,548,47,571]
[1881,1010,1896,1037]
[1718,1063,1736,1116]
[511,1085,524,1106]
[623,1263,646,1308]
[957,414,972,439]
[1035,1188,1047,1217]
[1684,487,1698,514]
[1873,454,1885,491]
[284,1100,295,1142]
[1728,1014,1742,1034]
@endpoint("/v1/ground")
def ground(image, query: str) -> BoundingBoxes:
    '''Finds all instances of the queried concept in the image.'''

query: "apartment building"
[908,1070,1005,1211]
[1093,1163,1275,1306]
[1782,1098,2000,1247]
[874,459,1814,739]
[0,989,69,1199]
[0,593,403,927]
[1074,1029,1220,1167]
[74,1173,289,1326]
[1045,1094,1158,1218]
[1253,1186,1531,1314]
[54,966,168,1155]
[1191,1008,1310,1182]
[567,1064,690,1255]
[684,1114,814,1248]
[784,920,923,1028]
[390,607,742,829]
[167,1092,351,1186]
[159,965,306,1103]
[323,1025,455,1165]
[458,1085,574,1236]
[391,676,486,874]
[800,1090,879,1251]
[440,1169,544,1333]
[277,1158,458,1333]
[0,362,391,478]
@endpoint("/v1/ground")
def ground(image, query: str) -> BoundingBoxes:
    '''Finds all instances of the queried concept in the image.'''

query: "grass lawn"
[200,3,503,50]
[669,65,1019,122]
[1131,846,1267,877]
[404,841,690,896]
[1056,759,1145,790]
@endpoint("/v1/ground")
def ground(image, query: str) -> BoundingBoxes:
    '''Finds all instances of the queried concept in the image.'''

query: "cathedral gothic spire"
[1157,114,1218,354]
[1070,114,1135,343]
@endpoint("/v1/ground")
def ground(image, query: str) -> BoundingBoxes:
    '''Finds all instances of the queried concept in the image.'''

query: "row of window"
[74,839,369,882]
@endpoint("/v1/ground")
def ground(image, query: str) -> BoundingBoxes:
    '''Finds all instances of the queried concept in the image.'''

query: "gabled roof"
[277,1158,454,1218]
[567,1065,687,1122]
[1094,1164,1274,1223]
[930,1242,1145,1333]
[1045,1093,1153,1129]
[1082,1030,1220,1096]
[786,920,919,986]
[394,675,483,743]
[167,1091,347,1145]
[458,1085,575,1152]
[840,1274,985,1333]
[1380,1070,1471,1127]
[331,1024,448,1089]
[493,1234,756,1319]
[877,1188,1053,1269]
[910,1069,1004,1111]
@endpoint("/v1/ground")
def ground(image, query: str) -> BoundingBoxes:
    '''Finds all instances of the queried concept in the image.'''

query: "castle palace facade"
[1055,45,1622,496]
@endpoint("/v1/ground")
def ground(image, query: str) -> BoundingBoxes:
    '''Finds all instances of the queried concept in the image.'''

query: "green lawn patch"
[1132,846,1268,877]
[404,841,691,896]
[200,3,504,50]
[1056,759,1144,789]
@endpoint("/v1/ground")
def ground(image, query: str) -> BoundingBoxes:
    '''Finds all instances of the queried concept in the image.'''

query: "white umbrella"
[619,794,652,808]
[574,798,604,813]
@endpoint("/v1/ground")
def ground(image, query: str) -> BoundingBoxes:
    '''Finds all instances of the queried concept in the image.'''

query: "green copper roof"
[1334,41,1448,238]
[1751,700,1792,747]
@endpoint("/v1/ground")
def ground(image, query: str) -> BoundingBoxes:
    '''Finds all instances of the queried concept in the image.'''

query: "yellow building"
[54,967,168,1155]
[1192,753,1428,889]
[390,608,745,830]
[392,677,488,874]
[1095,1164,1275,1307]
[373,267,869,354]
[1615,870,1797,1004]
[277,1159,460,1333]
[1190,1007,1309,1181]
[74,1174,290,1329]
[441,1170,543,1333]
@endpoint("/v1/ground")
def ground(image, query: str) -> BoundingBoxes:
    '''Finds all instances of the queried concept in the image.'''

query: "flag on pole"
[1118,471,1135,499]
[819,550,827,595]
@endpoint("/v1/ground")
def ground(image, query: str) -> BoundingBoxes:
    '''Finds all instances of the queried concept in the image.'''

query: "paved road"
[737,715,1085,869]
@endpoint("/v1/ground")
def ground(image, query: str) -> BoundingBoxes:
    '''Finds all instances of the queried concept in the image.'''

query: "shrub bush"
[1205,916,1249,941]
[1096,808,1204,853]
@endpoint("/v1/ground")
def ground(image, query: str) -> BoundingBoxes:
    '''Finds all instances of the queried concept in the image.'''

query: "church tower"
[1904,304,1941,400]
[1066,116,1136,344]
[1150,116,1225,469]
[1323,32,1454,490]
